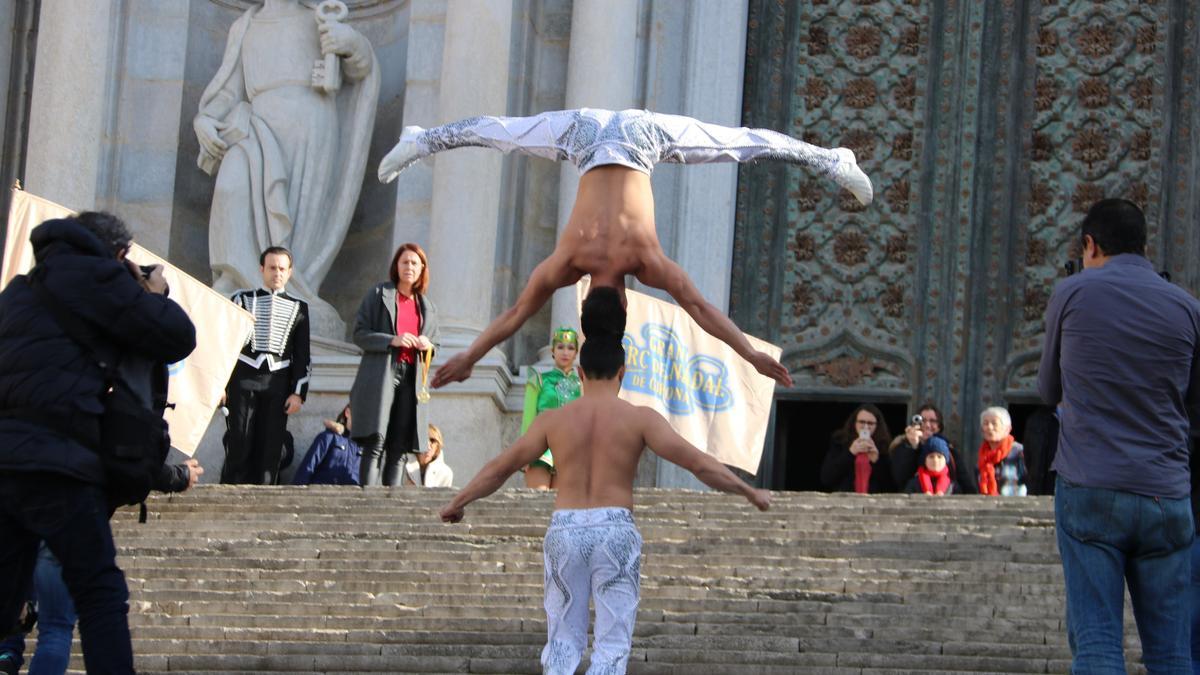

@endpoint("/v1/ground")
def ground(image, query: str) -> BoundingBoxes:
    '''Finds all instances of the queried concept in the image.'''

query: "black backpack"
[27,272,169,520]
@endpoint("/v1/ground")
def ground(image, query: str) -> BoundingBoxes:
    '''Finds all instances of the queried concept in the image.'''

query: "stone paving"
[34,486,1147,673]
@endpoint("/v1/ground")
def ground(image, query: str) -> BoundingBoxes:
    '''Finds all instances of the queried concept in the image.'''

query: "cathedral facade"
[2,0,1197,488]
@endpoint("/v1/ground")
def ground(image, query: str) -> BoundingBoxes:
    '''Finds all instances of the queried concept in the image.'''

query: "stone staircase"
[33,486,1147,673]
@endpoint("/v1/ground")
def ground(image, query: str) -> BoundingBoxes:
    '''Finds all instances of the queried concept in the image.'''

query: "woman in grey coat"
[349,243,439,486]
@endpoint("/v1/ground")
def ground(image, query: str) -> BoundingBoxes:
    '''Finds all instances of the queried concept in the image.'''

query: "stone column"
[391,0,447,251]
[24,0,188,254]
[644,0,750,489]
[0,0,36,224]
[25,1,122,210]
[539,0,639,360]
[0,1,15,145]
[425,0,514,484]
[664,0,748,312]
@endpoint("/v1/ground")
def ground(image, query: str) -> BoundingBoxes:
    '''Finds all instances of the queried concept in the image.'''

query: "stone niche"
[166,0,414,480]
[169,0,412,344]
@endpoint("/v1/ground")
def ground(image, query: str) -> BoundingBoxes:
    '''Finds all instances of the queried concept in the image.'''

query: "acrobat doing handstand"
[378,108,873,388]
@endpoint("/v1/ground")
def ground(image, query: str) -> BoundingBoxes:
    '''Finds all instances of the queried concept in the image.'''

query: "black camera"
[910,414,923,426]
[139,264,157,277]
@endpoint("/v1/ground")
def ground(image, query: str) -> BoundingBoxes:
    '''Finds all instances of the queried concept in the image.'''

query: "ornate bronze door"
[733,0,1200,487]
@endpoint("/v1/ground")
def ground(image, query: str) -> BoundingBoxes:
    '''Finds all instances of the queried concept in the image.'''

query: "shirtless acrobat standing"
[439,288,770,675]
[379,109,874,388]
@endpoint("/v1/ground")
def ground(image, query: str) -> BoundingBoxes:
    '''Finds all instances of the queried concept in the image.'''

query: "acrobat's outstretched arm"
[638,254,792,387]
[641,408,771,511]
[431,254,582,388]
[440,415,551,522]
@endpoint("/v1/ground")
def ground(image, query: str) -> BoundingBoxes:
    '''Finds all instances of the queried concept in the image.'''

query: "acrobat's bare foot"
[831,147,873,206]
[378,126,427,183]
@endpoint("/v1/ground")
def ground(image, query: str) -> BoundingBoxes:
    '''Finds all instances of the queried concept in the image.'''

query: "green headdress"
[551,326,578,347]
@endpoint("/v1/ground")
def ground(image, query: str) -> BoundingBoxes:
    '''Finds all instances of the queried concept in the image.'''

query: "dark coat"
[890,433,978,494]
[348,282,439,447]
[291,430,362,486]
[0,218,196,484]
[820,435,896,493]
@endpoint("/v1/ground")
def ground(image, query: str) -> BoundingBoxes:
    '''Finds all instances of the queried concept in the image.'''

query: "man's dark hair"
[579,286,626,380]
[260,246,293,267]
[1081,198,1146,257]
[75,211,132,257]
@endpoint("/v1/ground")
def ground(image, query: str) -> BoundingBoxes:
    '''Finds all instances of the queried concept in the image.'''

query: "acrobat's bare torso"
[381,108,873,387]
[553,166,660,291]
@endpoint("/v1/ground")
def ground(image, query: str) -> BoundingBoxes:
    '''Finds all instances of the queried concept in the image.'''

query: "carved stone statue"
[194,0,379,338]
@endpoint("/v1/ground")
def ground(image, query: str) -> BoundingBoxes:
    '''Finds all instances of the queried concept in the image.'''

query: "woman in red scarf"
[819,404,896,494]
[977,406,1028,496]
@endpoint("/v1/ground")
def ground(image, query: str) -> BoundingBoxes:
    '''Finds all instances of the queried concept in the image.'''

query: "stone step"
[17,487,1145,674]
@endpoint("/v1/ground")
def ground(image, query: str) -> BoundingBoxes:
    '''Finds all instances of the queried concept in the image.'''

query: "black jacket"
[230,288,311,400]
[890,433,978,494]
[0,219,196,484]
[820,435,896,493]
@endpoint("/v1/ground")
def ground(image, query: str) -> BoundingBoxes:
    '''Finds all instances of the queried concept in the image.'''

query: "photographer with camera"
[889,403,977,494]
[819,404,896,493]
[0,212,196,673]
[1040,198,1200,671]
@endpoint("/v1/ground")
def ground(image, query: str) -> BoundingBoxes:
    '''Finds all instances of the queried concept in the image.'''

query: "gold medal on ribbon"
[417,347,432,403]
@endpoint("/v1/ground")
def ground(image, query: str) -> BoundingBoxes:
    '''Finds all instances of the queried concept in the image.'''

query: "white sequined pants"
[541,507,643,675]
[413,108,840,177]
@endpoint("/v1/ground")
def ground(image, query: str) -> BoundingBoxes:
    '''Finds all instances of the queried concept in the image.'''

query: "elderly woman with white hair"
[976,407,1028,496]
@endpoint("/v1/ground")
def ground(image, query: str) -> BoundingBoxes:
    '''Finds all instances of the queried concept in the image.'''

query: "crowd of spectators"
[821,401,1033,496]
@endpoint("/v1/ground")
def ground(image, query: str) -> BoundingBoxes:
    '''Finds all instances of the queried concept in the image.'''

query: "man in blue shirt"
[1039,198,1200,673]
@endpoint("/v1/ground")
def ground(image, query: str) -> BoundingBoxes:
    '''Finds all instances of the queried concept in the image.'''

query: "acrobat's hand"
[748,351,793,388]
[431,352,474,388]
[440,503,464,523]
[748,488,772,512]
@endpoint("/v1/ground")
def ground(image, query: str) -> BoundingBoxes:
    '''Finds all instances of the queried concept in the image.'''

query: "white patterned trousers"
[412,108,841,177]
[541,507,643,675]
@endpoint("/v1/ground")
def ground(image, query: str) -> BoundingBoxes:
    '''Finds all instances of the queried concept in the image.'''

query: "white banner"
[3,188,253,455]
[576,281,780,475]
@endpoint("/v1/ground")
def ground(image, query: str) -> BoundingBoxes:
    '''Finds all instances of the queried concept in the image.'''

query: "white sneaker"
[831,147,873,206]
[377,126,427,183]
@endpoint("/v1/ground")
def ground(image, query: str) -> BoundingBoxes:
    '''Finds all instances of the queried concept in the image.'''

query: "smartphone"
[858,428,871,440]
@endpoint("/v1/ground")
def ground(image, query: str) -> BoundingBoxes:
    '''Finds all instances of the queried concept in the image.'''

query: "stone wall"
[5,0,755,488]
[733,0,1200,483]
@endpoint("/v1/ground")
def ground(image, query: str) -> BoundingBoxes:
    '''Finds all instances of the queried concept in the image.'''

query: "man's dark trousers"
[222,360,290,485]
[0,472,133,674]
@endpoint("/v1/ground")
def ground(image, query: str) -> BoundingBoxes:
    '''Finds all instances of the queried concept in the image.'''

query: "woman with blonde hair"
[404,424,453,487]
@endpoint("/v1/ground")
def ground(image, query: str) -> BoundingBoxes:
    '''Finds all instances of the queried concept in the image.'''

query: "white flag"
[576,280,779,475]
[3,187,253,455]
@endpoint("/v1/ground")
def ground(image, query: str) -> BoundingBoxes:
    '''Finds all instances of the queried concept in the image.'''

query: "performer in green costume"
[521,327,582,489]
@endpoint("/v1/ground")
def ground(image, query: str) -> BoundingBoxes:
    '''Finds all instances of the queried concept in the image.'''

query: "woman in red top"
[349,243,440,486]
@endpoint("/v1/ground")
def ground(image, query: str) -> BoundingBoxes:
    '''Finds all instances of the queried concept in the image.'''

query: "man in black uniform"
[221,246,311,485]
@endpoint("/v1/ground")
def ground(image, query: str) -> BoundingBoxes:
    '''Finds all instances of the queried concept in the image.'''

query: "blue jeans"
[29,543,76,675]
[1055,476,1193,674]
[1191,537,1200,675]
[0,632,24,672]
[0,473,133,674]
